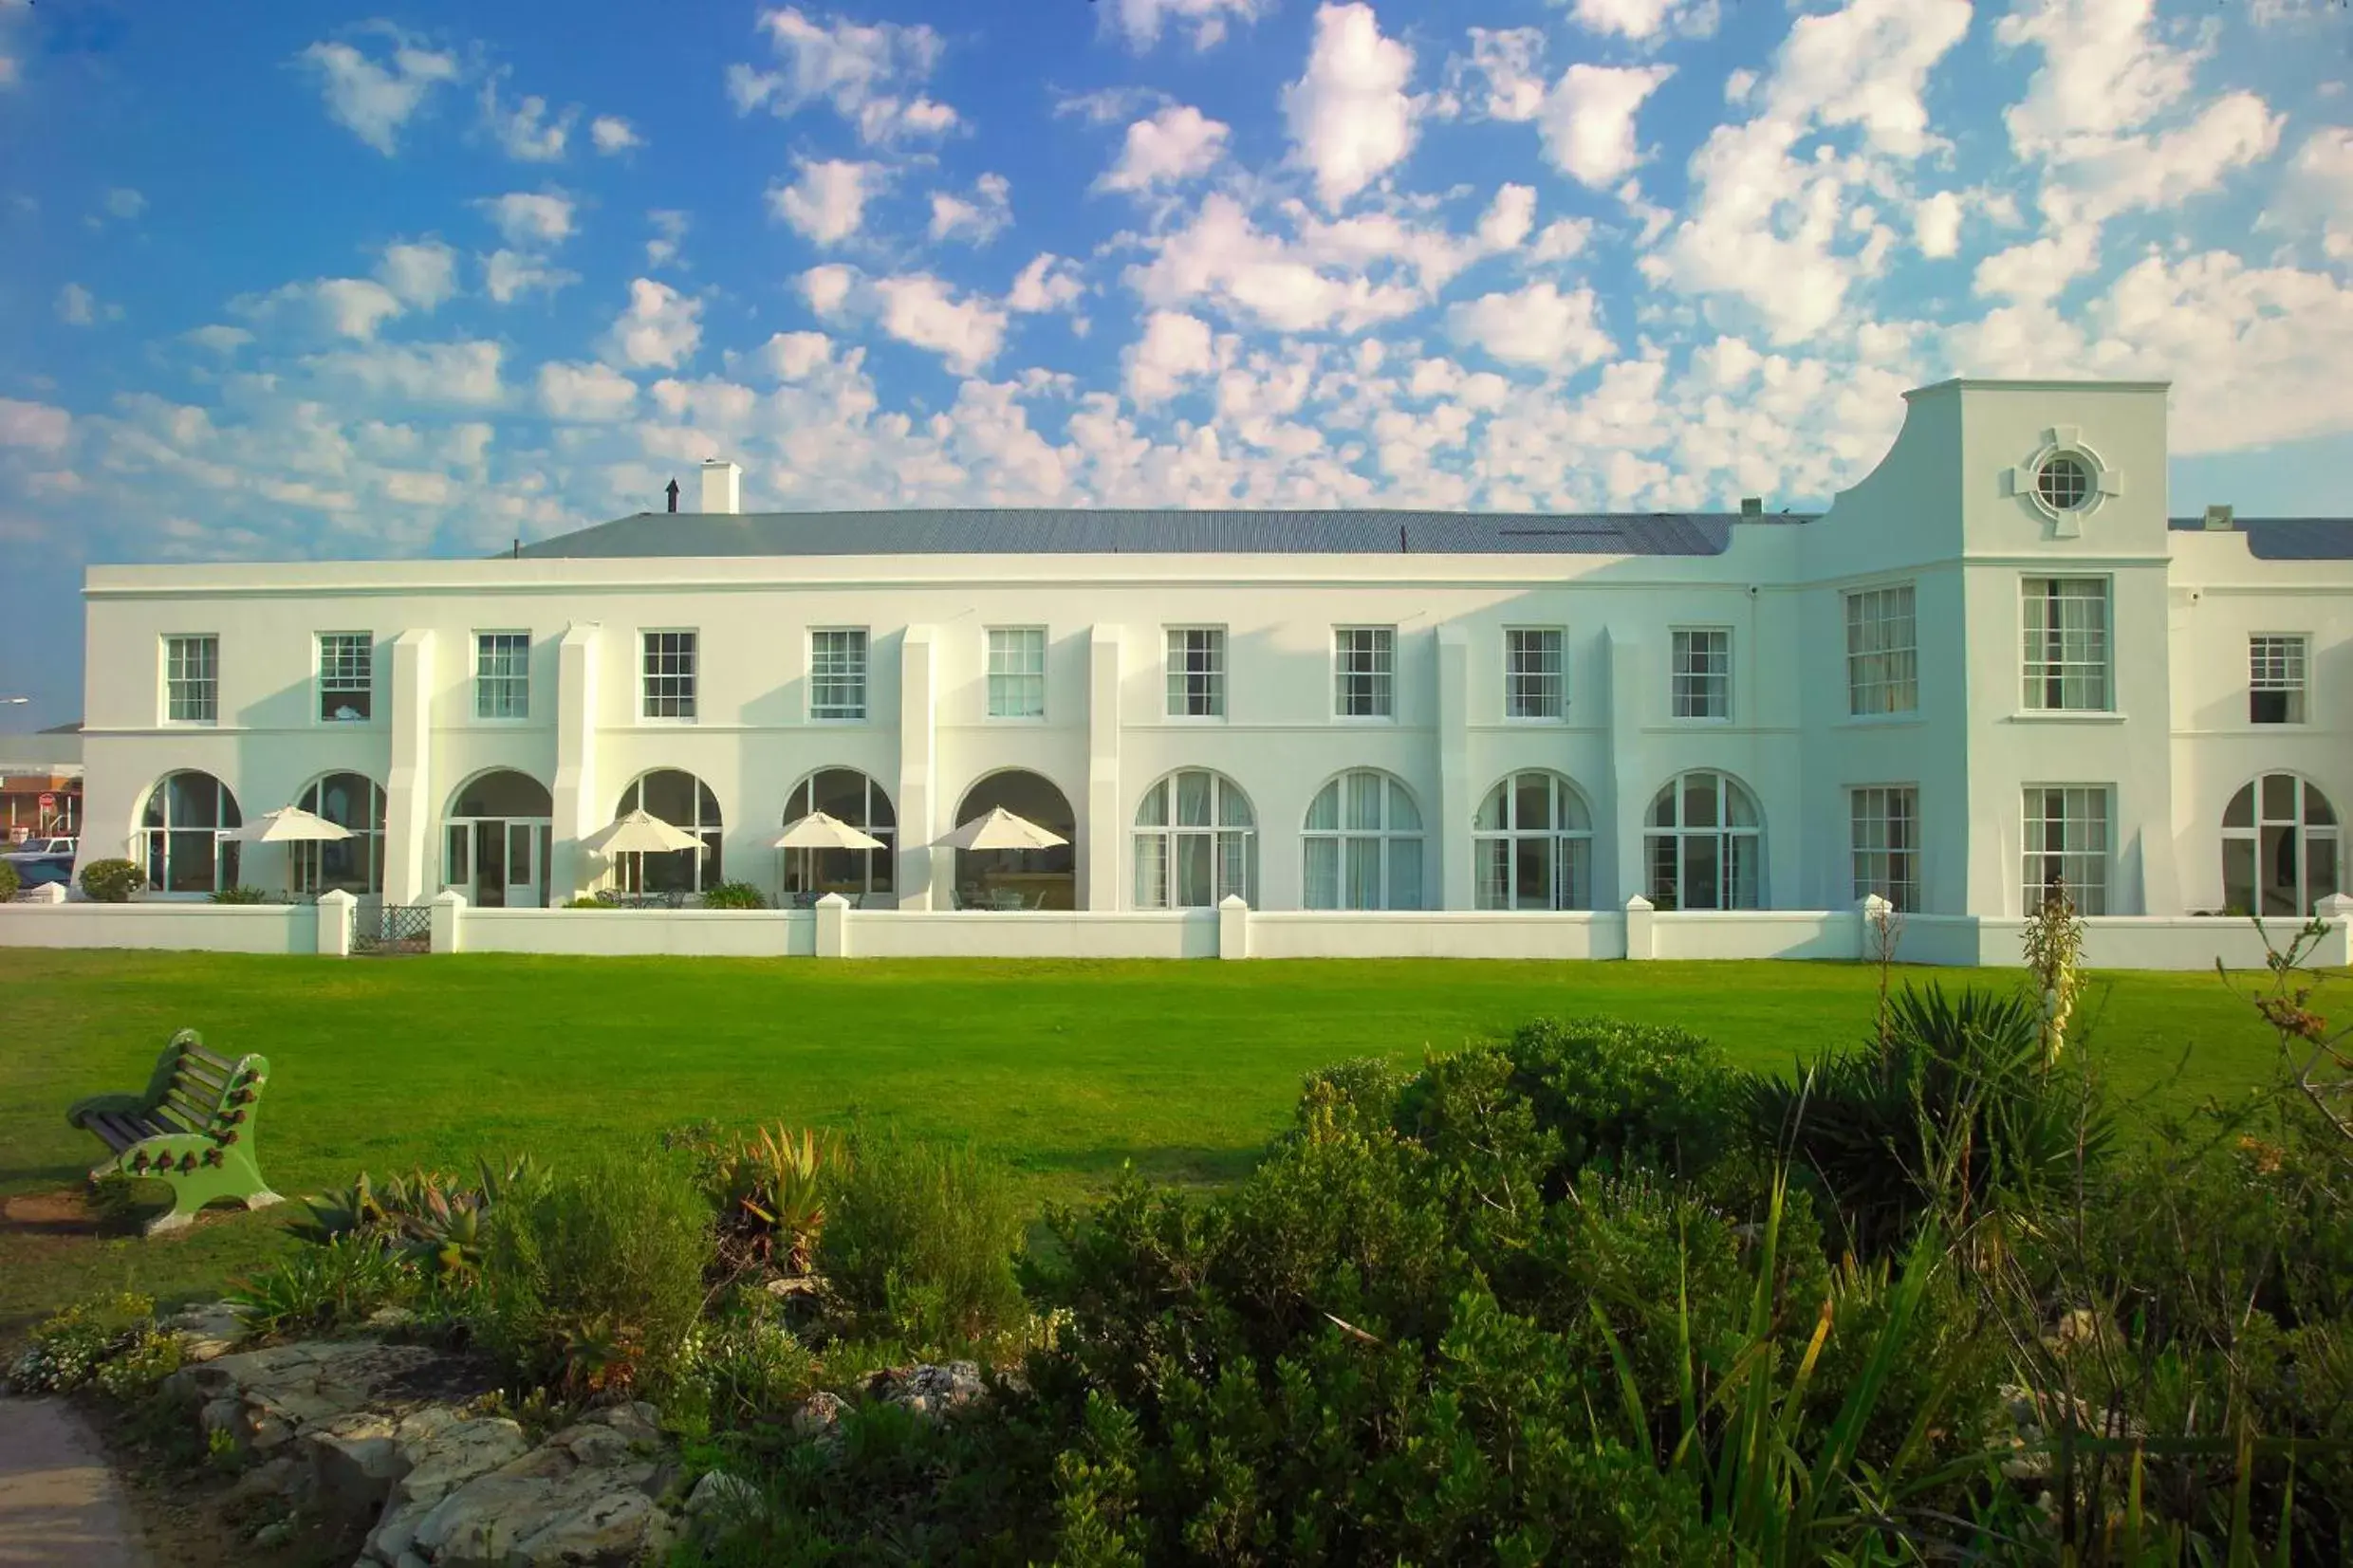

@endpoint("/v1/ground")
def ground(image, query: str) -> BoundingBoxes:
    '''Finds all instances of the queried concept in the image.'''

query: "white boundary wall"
[4,894,2345,969]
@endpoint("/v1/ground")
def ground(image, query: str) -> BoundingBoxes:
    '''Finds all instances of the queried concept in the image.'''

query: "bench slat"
[179,1044,236,1074]
[162,1088,218,1126]
[172,1060,231,1094]
[89,1113,144,1153]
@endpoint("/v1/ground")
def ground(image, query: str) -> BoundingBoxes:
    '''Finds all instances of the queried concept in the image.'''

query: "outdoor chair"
[66,1028,280,1236]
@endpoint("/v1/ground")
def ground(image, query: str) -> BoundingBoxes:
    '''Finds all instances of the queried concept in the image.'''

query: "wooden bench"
[66,1029,281,1235]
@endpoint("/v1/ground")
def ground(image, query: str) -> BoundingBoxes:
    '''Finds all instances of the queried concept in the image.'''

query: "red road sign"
[38,793,55,810]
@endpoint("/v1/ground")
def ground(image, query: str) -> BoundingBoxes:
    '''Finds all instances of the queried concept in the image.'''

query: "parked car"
[3,836,77,890]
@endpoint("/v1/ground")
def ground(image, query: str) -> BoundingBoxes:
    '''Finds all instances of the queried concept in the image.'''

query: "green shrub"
[79,858,144,902]
[477,1148,713,1395]
[564,895,608,910]
[820,1134,1028,1346]
[232,1235,412,1336]
[209,884,269,904]
[667,1121,841,1276]
[1748,982,2109,1255]
[681,1308,821,1427]
[5,1292,157,1393]
[0,858,18,899]
[697,880,769,910]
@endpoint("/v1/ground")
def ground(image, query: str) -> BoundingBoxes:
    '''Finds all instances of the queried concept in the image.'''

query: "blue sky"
[2,0,2349,731]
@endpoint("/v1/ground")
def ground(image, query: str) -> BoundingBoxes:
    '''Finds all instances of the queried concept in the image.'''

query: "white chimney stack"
[699,458,742,515]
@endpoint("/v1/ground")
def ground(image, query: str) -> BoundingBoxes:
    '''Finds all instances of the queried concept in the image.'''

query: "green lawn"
[0,950,2313,1341]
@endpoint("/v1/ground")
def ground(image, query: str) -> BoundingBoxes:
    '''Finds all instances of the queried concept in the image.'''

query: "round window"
[2037,452,2091,510]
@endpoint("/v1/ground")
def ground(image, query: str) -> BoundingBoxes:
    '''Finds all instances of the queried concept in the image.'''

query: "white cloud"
[728,7,957,145]
[1100,104,1231,193]
[1282,3,1419,210]
[799,264,858,318]
[104,188,146,220]
[1766,0,1968,157]
[2270,127,2353,261]
[872,274,1009,373]
[479,190,576,248]
[298,32,459,155]
[0,397,71,452]
[1535,64,1673,188]
[1996,0,2199,158]
[56,284,95,326]
[756,331,835,380]
[1915,191,1962,257]
[1008,253,1086,314]
[1446,280,1614,370]
[1124,309,1217,402]
[1566,0,1720,42]
[1446,28,1547,121]
[1104,0,1267,51]
[769,158,882,247]
[538,360,639,421]
[590,115,642,155]
[603,279,702,369]
[1475,183,1536,250]
[484,249,579,304]
[929,173,1012,245]
[482,80,575,161]
[307,340,505,405]
[646,210,689,269]
[378,240,458,309]
[2048,90,2282,223]
[184,325,252,355]
[1529,217,1592,261]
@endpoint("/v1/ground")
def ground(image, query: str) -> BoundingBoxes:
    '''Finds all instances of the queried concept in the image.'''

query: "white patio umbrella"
[582,808,702,856]
[936,806,1068,851]
[772,811,887,852]
[227,807,351,897]
[228,806,352,845]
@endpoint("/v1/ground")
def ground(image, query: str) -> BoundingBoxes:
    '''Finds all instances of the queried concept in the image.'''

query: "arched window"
[952,770,1078,911]
[2223,774,2339,917]
[444,769,554,910]
[783,769,897,901]
[1134,770,1255,908]
[1474,771,1593,910]
[140,771,242,894]
[1304,770,1423,910]
[1644,770,1761,911]
[614,770,723,895]
[296,772,385,895]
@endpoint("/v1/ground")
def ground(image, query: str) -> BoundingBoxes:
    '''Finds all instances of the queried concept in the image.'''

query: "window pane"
[1345,771,1382,831]
[1176,770,1212,826]
[1388,838,1422,911]
[811,629,869,720]
[1387,780,1420,832]
[1305,837,1339,908]
[1134,834,1167,908]
[1682,834,1719,911]
[1176,833,1213,906]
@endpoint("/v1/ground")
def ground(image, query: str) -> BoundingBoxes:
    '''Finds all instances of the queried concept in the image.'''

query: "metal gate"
[353,904,434,956]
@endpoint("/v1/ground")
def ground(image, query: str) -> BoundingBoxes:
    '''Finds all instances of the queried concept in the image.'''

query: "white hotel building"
[72,378,2353,926]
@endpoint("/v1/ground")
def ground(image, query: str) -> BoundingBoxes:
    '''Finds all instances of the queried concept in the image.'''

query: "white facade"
[71,379,2353,923]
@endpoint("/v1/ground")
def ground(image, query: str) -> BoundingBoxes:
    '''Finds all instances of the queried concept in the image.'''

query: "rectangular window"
[2022,785,2110,916]
[2021,578,2111,710]
[1505,628,1565,719]
[641,630,698,720]
[1671,628,1730,719]
[475,632,529,720]
[1845,585,1918,715]
[1850,785,1920,912]
[987,627,1046,719]
[2249,635,2307,725]
[1334,626,1395,718]
[317,633,372,722]
[164,635,218,724]
[810,628,869,720]
[1166,627,1226,717]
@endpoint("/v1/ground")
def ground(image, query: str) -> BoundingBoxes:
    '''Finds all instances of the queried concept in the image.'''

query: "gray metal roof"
[2168,517,2353,560]
[514,507,1814,561]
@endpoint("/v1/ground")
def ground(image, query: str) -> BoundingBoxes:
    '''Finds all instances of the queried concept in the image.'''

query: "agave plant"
[290,1171,390,1245]
[713,1126,841,1275]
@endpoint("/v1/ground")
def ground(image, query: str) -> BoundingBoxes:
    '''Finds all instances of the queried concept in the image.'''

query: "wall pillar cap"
[1624,895,1654,913]
[432,889,468,908]
[815,893,851,908]
[317,889,358,907]
[1218,894,1250,911]
[2317,893,2353,918]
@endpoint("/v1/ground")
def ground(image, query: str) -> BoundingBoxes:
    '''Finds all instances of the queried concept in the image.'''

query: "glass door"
[473,821,509,908]
[505,822,544,909]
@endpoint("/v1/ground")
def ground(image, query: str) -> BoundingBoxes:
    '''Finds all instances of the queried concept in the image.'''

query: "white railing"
[4,889,2347,970]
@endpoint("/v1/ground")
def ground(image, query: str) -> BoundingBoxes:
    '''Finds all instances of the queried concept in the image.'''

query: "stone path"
[0,1396,148,1567]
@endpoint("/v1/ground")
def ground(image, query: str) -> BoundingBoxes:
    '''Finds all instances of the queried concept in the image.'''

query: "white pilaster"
[899,625,940,909]
[1603,627,1645,910]
[550,622,602,901]
[1436,624,1470,911]
[382,630,435,904]
[1085,625,1122,912]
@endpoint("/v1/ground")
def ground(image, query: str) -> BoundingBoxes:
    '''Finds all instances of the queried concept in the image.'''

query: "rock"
[361,1414,531,1565]
[763,1274,822,1299]
[161,1301,251,1362]
[790,1392,846,1439]
[304,1411,404,1525]
[163,1338,491,1461]
[250,1516,296,1547]
[223,1453,301,1504]
[589,1399,662,1447]
[870,1361,984,1420]
[364,1305,420,1333]
[407,1432,674,1568]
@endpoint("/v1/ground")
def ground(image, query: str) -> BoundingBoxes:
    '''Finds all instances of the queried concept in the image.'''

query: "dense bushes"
[820,1133,1029,1345]
[697,880,769,910]
[209,884,269,904]
[78,858,143,901]
[0,858,18,900]
[476,1150,713,1394]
